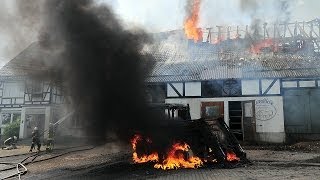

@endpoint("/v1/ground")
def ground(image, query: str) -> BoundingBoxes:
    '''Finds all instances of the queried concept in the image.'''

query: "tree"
[3,120,20,139]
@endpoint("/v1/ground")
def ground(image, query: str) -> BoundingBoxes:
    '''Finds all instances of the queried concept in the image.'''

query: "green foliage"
[3,120,20,139]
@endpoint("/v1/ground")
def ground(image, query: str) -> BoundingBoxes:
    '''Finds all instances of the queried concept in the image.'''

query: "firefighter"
[2,136,18,150]
[30,127,41,152]
[46,123,55,152]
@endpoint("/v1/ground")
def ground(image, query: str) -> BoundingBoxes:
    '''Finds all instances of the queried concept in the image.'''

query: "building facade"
[147,56,320,143]
[0,43,74,140]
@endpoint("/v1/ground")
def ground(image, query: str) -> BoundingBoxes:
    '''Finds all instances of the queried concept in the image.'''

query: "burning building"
[147,19,320,143]
[1,0,320,150]
[1,18,320,144]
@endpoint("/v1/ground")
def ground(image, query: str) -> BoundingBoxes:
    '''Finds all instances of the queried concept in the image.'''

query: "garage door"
[284,89,320,133]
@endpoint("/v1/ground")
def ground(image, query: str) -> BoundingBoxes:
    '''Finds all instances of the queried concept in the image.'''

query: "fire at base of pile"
[131,133,241,170]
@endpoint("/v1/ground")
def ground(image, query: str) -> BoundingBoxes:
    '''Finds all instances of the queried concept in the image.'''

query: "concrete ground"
[1,141,320,179]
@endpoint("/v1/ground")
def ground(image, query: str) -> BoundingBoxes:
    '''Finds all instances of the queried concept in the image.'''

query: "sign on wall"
[255,98,277,121]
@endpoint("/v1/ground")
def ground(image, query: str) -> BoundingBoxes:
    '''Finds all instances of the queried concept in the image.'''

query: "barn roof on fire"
[147,54,320,82]
[2,41,320,82]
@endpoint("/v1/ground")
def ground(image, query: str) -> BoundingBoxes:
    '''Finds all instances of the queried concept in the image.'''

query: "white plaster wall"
[185,82,201,96]
[167,83,183,97]
[261,79,280,94]
[282,81,297,88]
[299,80,315,87]
[242,80,259,95]
[166,96,284,134]
[255,96,284,133]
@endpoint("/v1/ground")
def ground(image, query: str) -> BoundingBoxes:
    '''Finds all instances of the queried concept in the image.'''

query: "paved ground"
[1,141,320,179]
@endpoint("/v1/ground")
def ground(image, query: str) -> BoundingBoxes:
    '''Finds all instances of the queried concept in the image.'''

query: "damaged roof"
[148,55,320,82]
[2,42,320,82]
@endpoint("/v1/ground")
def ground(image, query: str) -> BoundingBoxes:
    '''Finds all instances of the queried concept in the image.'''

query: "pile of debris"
[130,103,250,170]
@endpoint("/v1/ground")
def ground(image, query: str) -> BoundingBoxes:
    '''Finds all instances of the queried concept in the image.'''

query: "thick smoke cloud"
[0,0,42,64]
[238,0,296,40]
[38,0,163,143]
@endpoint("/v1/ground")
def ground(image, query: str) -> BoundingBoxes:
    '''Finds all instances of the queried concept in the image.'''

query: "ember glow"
[226,150,240,162]
[251,38,275,54]
[131,134,203,170]
[184,0,203,42]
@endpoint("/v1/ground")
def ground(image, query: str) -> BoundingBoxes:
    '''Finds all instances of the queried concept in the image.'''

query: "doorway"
[228,101,243,141]
[26,114,45,138]
[228,100,256,142]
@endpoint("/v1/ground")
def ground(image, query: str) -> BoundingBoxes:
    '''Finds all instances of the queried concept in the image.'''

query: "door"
[283,89,309,133]
[284,89,320,133]
[309,90,320,133]
[242,101,256,142]
[201,102,224,120]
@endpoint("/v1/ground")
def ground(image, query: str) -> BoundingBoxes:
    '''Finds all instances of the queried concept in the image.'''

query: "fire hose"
[0,110,90,179]
[0,145,95,179]
[40,110,75,136]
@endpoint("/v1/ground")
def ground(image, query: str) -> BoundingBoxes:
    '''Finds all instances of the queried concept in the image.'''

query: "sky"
[0,0,319,66]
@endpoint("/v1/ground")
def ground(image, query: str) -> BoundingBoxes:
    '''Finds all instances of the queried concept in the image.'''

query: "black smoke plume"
[38,0,164,143]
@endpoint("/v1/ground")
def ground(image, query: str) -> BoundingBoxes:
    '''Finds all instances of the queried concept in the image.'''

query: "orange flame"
[131,135,203,170]
[250,38,274,54]
[184,0,202,42]
[131,134,159,163]
[226,150,240,162]
[154,142,203,170]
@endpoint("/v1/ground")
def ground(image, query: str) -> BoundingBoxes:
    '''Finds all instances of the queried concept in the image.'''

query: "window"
[26,81,42,95]
[3,82,24,98]
[1,113,11,125]
[0,113,21,125]
[205,106,220,119]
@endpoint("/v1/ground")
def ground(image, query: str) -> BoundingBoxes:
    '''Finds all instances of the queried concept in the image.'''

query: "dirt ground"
[1,141,320,179]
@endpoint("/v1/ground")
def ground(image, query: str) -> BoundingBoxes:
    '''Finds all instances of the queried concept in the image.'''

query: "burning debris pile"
[129,104,249,170]
[131,134,203,170]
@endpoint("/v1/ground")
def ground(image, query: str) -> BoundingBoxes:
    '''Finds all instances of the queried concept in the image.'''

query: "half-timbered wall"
[24,80,51,105]
[242,79,280,96]
[166,79,280,98]
[0,79,65,107]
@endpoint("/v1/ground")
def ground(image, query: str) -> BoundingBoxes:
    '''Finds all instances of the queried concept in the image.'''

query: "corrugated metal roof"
[148,56,320,82]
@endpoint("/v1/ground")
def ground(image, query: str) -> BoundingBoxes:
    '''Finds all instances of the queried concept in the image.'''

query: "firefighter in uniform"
[2,136,18,150]
[46,123,55,152]
[30,127,41,152]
